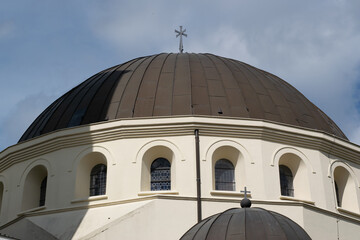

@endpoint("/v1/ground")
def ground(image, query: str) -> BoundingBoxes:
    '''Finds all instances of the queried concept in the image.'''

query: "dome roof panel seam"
[205,54,232,116]
[60,69,113,128]
[83,63,127,124]
[115,56,150,118]
[101,60,138,121]
[132,54,166,117]
[42,71,104,135]
[111,56,147,119]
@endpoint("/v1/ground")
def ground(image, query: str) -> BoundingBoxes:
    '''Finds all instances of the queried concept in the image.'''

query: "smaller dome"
[180,207,311,240]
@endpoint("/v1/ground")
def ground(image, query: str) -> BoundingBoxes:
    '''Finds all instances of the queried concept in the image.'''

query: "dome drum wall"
[19,53,347,142]
[0,116,359,239]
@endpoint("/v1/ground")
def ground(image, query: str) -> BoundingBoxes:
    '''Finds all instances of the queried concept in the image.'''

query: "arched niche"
[74,152,108,199]
[21,165,48,211]
[18,159,52,187]
[211,146,245,192]
[204,140,253,164]
[331,162,359,212]
[271,147,315,173]
[71,146,115,172]
[136,139,184,163]
[274,149,312,201]
[140,145,176,192]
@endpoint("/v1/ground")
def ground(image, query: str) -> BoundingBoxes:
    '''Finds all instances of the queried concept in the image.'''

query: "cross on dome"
[241,186,251,198]
[175,26,187,53]
[240,186,252,208]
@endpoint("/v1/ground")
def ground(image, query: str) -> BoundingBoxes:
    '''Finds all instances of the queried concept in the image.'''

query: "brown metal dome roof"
[180,207,312,240]
[19,53,347,142]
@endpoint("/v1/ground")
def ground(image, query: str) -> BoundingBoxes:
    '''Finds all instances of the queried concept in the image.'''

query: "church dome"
[19,53,347,142]
[180,207,312,240]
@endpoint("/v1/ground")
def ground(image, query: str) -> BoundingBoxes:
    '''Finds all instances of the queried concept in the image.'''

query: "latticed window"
[39,176,47,206]
[215,159,235,191]
[151,158,171,191]
[90,164,107,196]
[279,165,294,197]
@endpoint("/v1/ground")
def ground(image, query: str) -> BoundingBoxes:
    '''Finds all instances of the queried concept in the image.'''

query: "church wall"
[303,205,360,240]
[311,152,335,210]
[0,117,359,238]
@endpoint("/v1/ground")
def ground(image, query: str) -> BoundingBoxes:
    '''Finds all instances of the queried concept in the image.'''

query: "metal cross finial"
[175,26,187,53]
[241,186,251,199]
[240,186,252,208]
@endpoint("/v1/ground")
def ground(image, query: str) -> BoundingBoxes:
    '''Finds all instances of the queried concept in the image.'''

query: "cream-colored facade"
[0,116,359,239]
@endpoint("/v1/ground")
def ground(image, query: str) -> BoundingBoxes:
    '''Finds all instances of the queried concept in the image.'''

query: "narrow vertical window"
[39,176,47,206]
[0,182,4,214]
[279,165,294,197]
[215,159,235,191]
[334,181,341,207]
[90,164,107,196]
[151,158,171,191]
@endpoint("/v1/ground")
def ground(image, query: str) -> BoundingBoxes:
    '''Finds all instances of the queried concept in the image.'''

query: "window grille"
[90,164,107,196]
[39,176,47,206]
[151,158,171,191]
[279,165,294,197]
[215,159,235,191]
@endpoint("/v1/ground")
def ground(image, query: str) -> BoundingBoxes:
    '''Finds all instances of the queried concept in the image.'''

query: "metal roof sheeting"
[180,207,312,240]
[19,53,347,142]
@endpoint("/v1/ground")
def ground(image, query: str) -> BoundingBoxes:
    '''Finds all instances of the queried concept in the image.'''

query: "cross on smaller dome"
[240,186,252,208]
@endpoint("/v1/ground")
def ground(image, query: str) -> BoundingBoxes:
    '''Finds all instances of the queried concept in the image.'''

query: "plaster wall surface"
[0,117,359,239]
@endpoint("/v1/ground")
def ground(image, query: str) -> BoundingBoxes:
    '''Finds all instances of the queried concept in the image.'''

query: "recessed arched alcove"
[211,146,245,192]
[333,166,359,212]
[21,165,48,211]
[278,153,311,200]
[74,152,108,199]
[140,145,175,192]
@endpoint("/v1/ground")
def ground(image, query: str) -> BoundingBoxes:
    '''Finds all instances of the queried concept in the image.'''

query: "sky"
[0,0,360,151]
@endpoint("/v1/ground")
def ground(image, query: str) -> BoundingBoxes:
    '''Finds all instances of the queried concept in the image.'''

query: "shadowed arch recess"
[20,53,347,142]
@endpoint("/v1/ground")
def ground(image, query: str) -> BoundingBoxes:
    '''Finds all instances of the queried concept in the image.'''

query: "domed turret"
[180,207,312,240]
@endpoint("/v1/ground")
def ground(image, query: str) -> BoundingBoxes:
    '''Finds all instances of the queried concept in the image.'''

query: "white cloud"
[188,26,259,66]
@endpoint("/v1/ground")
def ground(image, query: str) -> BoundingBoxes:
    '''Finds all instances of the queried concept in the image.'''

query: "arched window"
[151,158,171,191]
[215,159,235,191]
[90,164,107,196]
[39,176,47,206]
[279,165,294,197]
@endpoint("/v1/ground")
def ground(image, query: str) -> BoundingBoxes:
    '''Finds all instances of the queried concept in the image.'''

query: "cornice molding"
[1,195,359,230]
[0,116,359,172]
